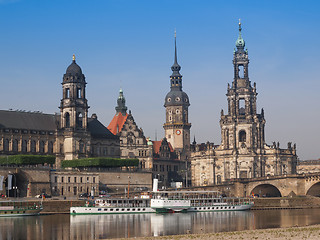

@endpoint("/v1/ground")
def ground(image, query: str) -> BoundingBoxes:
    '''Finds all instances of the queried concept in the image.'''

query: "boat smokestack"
[153,179,158,192]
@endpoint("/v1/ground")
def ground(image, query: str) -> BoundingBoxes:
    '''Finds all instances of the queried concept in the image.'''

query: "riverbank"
[126,224,320,240]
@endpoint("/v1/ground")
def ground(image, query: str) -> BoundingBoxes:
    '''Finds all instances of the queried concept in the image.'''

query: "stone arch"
[306,182,320,197]
[250,183,282,197]
[3,172,30,198]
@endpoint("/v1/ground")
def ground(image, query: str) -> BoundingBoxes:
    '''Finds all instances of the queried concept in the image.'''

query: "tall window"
[65,112,70,128]
[65,88,70,98]
[239,130,246,142]
[76,112,83,128]
[77,88,81,98]
[238,65,244,78]
[239,99,245,115]
[22,140,28,152]
[48,141,53,154]
[12,139,18,152]
[3,139,9,151]
[39,140,45,153]
[31,140,36,152]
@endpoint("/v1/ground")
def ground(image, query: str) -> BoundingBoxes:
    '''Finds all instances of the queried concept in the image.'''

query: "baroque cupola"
[115,88,128,116]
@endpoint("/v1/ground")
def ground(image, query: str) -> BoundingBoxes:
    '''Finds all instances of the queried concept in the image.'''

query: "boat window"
[116,209,119,211]
[122,209,125,211]
[138,208,140,211]
[143,208,146,211]
[104,209,108,211]
[4,212,6,214]
[110,209,113,211]
[98,209,101,211]
[127,209,130,211]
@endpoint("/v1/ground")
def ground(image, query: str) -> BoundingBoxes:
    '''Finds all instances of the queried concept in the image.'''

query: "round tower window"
[175,97,180,102]
[167,98,171,102]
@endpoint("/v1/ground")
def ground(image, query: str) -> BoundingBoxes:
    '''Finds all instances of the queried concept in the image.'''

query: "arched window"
[65,88,70,98]
[217,175,222,184]
[238,65,244,78]
[79,141,84,154]
[239,130,246,142]
[31,140,36,152]
[65,112,70,128]
[76,112,83,128]
[3,139,9,151]
[39,140,45,153]
[239,99,245,115]
[48,141,53,154]
[22,140,28,152]
[77,88,82,98]
[12,139,19,152]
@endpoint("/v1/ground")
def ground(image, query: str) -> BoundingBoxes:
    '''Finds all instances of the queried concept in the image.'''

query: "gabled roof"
[0,110,58,131]
[152,140,174,154]
[88,117,118,139]
[107,112,128,135]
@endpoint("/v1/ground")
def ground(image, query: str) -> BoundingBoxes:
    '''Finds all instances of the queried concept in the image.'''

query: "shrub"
[61,157,139,168]
[0,155,55,165]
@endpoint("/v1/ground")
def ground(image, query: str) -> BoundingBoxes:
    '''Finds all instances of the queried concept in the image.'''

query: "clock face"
[176,130,181,135]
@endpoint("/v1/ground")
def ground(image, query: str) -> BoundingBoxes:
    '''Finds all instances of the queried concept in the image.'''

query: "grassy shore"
[124,224,320,240]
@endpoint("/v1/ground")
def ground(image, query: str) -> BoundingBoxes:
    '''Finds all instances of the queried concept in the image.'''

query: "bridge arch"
[250,184,282,197]
[306,182,320,197]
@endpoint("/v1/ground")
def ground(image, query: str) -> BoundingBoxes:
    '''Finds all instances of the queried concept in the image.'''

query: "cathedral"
[190,22,298,186]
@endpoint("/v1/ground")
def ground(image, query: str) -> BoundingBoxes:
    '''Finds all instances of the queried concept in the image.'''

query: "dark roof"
[88,118,118,139]
[0,110,58,131]
[66,60,82,75]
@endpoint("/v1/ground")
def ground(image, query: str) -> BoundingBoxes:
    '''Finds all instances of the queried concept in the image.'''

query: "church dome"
[66,56,82,75]
[63,55,85,83]
[164,89,190,107]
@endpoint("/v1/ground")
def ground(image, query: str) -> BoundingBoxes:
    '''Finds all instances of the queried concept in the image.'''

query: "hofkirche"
[0,22,302,197]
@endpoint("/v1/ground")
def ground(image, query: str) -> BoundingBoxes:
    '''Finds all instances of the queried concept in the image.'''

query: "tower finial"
[73,54,76,62]
[174,30,178,65]
[235,19,245,49]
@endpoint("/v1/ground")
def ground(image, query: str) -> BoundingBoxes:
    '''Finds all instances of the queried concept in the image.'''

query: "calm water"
[1,209,320,239]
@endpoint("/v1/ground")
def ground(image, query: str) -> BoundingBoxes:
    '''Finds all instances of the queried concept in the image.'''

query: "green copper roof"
[236,20,245,49]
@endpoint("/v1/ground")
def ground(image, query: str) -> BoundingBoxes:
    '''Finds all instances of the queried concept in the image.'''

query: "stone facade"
[107,89,153,169]
[297,160,320,174]
[152,138,184,188]
[51,171,99,197]
[0,55,120,167]
[190,23,298,186]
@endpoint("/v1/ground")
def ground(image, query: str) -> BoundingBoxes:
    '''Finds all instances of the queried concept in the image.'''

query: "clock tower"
[163,32,191,157]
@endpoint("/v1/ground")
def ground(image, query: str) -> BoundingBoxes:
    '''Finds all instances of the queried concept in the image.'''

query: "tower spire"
[115,88,128,116]
[171,30,181,77]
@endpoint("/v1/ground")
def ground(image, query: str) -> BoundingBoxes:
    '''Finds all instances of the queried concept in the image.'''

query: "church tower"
[58,55,90,161]
[163,32,191,157]
[219,21,266,177]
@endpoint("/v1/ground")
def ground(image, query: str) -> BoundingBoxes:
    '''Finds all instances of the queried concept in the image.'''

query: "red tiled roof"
[152,141,162,154]
[152,140,174,154]
[107,112,128,135]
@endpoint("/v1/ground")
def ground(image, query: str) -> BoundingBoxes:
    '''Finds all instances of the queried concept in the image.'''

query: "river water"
[1,209,320,239]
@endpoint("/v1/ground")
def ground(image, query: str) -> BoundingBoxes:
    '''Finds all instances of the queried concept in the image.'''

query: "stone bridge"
[190,173,320,198]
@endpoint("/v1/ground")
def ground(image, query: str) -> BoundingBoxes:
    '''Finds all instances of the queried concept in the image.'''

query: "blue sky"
[0,0,319,160]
